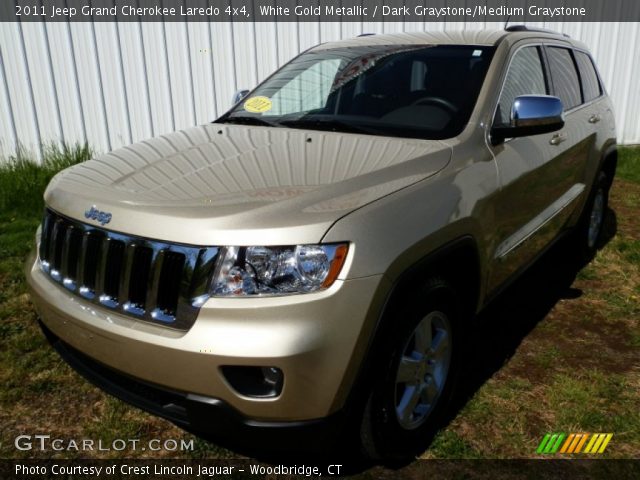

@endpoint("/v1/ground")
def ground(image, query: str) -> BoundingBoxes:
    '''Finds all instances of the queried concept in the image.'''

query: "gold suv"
[27,27,617,459]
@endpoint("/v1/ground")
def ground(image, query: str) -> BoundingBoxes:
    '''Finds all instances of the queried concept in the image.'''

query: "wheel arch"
[599,143,617,188]
[382,235,482,320]
[338,235,482,421]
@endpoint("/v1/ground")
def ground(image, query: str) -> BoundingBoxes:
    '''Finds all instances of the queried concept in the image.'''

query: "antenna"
[504,15,511,30]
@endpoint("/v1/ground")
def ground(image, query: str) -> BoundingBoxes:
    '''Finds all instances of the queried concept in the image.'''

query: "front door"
[487,43,588,291]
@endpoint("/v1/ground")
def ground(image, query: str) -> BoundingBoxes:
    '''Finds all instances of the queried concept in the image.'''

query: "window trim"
[544,45,584,111]
[489,39,606,143]
[540,41,605,114]
[489,41,552,132]
[572,48,605,103]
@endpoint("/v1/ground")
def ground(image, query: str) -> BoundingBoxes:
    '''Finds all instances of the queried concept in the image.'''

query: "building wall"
[0,21,638,160]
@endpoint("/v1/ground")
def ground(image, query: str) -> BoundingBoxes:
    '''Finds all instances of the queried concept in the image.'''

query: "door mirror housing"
[491,95,564,145]
[232,89,250,106]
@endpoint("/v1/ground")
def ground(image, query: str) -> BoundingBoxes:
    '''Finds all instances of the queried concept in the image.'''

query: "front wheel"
[359,278,464,460]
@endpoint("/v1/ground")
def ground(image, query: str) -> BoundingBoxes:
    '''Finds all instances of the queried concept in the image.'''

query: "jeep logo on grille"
[84,205,112,226]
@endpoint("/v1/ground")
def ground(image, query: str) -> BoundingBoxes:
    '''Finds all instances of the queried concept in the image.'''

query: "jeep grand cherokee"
[27,27,617,460]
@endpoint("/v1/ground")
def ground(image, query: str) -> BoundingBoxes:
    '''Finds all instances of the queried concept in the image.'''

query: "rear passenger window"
[546,47,582,110]
[496,46,547,125]
[575,51,602,102]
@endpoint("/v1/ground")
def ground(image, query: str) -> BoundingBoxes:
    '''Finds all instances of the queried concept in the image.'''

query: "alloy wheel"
[394,311,452,430]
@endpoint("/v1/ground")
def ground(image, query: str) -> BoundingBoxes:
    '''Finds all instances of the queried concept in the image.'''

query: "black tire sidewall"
[361,280,464,460]
[576,171,610,261]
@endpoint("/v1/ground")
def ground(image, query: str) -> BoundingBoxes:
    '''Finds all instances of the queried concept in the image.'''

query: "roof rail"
[505,25,570,38]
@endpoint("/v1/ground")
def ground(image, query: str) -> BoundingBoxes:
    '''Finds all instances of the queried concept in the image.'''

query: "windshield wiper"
[279,118,380,135]
[216,116,281,128]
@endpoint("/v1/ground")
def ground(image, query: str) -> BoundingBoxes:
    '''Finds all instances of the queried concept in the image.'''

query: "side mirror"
[232,89,250,106]
[491,95,564,145]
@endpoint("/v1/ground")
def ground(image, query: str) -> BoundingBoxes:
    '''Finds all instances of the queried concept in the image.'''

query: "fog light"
[221,366,283,398]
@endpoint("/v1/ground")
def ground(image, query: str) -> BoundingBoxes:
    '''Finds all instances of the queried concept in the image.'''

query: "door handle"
[588,114,601,124]
[549,132,567,146]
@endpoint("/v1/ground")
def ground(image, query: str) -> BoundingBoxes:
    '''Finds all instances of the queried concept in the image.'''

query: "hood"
[45,124,451,246]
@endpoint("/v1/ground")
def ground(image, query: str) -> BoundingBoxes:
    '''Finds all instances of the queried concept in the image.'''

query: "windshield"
[218,44,495,140]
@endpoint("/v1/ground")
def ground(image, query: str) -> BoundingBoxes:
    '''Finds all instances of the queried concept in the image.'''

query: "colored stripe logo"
[537,433,613,454]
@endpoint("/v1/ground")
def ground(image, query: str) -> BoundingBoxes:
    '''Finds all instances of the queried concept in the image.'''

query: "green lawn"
[1,145,638,461]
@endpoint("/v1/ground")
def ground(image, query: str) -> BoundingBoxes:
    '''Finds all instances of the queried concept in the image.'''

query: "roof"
[311,29,578,51]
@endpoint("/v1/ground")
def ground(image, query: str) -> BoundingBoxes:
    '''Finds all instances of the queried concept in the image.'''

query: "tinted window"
[575,51,602,102]
[270,59,343,115]
[496,47,547,125]
[222,45,495,140]
[547,47,582,110]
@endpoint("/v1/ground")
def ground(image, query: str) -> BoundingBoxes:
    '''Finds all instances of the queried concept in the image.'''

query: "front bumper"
[39,320,345,449]
[26,250,385,423]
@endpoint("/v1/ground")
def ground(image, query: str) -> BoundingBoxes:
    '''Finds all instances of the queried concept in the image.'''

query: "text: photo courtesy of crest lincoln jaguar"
[27,27,617,460]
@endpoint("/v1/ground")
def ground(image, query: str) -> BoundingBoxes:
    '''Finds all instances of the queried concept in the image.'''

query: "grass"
[0,144,639,463]
[617,145,640,184]
[0,143,92,218]
[421,146,640,460]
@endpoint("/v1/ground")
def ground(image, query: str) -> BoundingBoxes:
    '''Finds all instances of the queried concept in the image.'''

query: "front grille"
[39,208,219,330]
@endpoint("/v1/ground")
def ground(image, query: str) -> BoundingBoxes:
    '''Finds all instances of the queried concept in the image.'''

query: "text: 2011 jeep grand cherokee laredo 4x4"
[27,28,616,460]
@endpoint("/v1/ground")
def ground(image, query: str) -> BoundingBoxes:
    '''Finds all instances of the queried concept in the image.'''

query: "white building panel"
[186,22,218,125]
[94,22,132,148]
[210,21,237,115]
[44,22,87,148]
[140,22,175,136]
[1,22,41,157]
[165,22,197,131]
[117,22,154,143]
[0,21,638,162]
[20,22,63,147]
[68,22,111,153]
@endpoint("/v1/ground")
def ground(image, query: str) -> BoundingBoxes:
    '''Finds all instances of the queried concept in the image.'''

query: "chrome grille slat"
[38,209,218,330]
[49,219,64,280]
[39,213,54,272]
[60,226,78,290]
[60,226,72,279]
[157,251,185,312]
[94,235,110,300]
[118,244,136,307]
[189,248,218,307]
[124,245,153,316]
[68,228,82,280]
[86,233,102,293]
[146,248,165,318]
[77,231,90,298]
[101,239,125,308]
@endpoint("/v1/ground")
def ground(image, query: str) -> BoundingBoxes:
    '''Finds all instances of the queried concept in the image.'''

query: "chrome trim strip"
[495,183,586,259]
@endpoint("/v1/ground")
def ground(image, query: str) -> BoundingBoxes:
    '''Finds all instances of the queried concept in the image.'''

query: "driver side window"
[496,46,548,125]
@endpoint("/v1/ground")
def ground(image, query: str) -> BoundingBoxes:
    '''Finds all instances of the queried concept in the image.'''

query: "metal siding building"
[0,21,638,161]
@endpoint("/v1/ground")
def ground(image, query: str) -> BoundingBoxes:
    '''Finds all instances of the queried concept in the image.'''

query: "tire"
[572,171,610,264]
[359,278,464,461]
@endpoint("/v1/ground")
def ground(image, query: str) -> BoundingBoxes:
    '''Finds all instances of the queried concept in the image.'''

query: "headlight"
[211,243,349,296]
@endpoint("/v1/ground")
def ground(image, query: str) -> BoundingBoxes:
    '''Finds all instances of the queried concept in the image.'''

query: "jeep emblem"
[84,205,112,226]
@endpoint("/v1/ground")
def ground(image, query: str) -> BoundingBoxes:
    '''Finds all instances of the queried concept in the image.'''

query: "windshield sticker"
[243,96,272,113]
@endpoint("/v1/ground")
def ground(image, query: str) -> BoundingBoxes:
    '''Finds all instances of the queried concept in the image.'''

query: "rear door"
[572,49,611,193]
[487,42,588,292]
[544,44,602,228]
